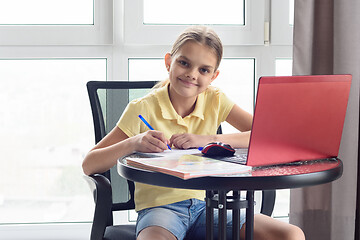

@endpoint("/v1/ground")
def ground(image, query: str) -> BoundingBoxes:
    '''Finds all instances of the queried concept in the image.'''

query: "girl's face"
[165,41,220,101]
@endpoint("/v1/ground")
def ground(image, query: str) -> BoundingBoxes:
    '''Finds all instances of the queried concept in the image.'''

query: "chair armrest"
[84,174,113,240]
[260,190,276,216]
[111,180,135,212]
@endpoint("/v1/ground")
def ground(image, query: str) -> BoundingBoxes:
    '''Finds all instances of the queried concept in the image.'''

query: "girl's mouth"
[178,78,197,87]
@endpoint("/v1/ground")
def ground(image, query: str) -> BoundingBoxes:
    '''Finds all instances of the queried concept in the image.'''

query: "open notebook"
[125,149,251,179]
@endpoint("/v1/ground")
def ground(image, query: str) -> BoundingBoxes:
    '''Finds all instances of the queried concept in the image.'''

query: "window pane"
[0,0,93,25]
[128,58,167,81]
[213,59,255,133]
[144,0,245,25]
[273,189,290,220]
[215,59,254,114]
[275,58,293,76]
[0,59,106,223]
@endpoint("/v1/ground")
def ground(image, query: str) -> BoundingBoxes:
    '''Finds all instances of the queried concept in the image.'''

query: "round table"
[118,157,342,240]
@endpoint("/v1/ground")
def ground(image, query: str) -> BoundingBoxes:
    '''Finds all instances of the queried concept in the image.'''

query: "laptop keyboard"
[209,148,248,165]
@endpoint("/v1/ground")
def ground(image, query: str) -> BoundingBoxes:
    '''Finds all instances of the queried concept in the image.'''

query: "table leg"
[232,191,241,240]
[246,191,254,240]
[218,190,227,240]
[206,190,214,240]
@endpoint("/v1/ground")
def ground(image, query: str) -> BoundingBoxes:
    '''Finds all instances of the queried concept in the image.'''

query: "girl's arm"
[170,104,252,149]
[213,104,252,148]
[82,127,170,176]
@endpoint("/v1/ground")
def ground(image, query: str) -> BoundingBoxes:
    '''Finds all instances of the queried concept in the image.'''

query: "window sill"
[0,222,92,240]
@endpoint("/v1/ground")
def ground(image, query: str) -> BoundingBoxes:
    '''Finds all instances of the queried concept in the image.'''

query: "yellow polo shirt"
[117,83,234,211]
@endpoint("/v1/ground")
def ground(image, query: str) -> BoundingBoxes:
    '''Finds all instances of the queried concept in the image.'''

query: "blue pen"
[138,115,172,150]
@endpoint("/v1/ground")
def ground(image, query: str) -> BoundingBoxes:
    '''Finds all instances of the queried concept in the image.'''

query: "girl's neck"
[168,86,197,118]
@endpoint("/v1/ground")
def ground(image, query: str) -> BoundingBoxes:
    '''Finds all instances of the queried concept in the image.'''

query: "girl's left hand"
[170,133,212,149]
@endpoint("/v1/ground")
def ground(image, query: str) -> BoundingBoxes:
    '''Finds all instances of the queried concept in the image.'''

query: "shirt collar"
[156,82,205,121]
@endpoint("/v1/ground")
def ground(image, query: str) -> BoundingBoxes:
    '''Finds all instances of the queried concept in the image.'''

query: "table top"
[117,156,343,191]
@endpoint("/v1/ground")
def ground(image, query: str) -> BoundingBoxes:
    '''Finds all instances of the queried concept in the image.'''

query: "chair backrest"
[86,80,158,212]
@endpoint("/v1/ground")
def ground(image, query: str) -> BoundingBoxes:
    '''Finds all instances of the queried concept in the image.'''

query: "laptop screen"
[246,75,351,167]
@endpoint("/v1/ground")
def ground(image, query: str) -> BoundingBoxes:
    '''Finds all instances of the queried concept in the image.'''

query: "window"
[0,59,106,224]
[275,58,293,76]
[0,1,112,238]
[213,58,255,133]
[125,0,294,220]
[128,58,166,81]
[0,0,93,25]
[124,0,265,45]
[0,0,295,238]
[143,0,244,25]
[0,0,112,45]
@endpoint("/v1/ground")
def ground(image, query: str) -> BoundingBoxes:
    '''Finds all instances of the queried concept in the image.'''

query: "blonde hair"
[171,25,223,69]
[156,26,223,88]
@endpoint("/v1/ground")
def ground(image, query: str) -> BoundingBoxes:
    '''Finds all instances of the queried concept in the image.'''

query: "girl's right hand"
[132,130,170,153]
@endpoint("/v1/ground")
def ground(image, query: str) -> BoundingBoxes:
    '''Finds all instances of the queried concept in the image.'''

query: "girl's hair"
[170,25,223,70]
[155,26,223,88]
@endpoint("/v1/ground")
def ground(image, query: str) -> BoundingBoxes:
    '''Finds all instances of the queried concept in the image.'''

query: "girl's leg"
[136,199,197,240]
[240,214,305,240]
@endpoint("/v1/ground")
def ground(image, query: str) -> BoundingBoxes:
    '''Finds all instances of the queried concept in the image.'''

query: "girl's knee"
[137,226,177,240]
[252,214,305,240]
[285,224,305,240]
[273,222,305,240]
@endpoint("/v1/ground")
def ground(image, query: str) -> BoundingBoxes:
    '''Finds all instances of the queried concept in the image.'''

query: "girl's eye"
[178,60,188,66]
[200,68,210,74]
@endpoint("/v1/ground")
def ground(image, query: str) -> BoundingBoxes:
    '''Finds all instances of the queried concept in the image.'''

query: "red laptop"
[245,74,351,166]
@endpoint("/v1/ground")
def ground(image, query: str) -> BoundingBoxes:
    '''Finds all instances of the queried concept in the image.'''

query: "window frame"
[124,0,265,45]
[0,0,113,45]
[270,0,293,45]
[0,0,295,238]
[0,223,92,240]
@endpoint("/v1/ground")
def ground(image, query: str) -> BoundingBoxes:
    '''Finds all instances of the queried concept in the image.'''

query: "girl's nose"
[186,68,197,80]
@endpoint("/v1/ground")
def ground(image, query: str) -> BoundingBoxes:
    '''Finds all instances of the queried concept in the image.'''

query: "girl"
[82,26,305,240]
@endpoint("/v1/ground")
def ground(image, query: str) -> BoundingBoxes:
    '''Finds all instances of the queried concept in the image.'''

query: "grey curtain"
[290,0,360,239]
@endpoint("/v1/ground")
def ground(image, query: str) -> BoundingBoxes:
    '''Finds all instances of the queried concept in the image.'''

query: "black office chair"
[85,80,276,240]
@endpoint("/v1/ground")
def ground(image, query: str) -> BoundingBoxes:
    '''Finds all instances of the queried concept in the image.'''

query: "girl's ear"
[211,70,220,83]
[164,53,172,72]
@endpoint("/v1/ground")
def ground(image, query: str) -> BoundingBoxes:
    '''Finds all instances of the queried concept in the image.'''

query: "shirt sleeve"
[117,99,149,138]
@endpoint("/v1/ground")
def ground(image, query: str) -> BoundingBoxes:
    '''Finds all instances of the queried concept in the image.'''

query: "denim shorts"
[136,199,246,240]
